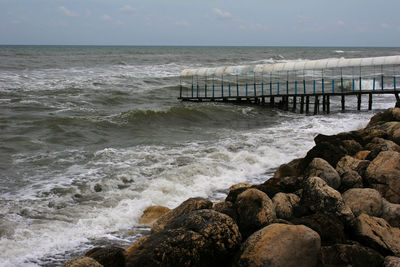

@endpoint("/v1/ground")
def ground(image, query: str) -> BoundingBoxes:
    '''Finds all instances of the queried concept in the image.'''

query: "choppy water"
[1,46,399,266]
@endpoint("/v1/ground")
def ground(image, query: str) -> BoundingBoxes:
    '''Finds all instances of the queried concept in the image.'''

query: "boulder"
[85,246,125,267]
[368,121,400,146]
[272,158,302,178]
[229,183,252,191]
[340,170,364,192]
[342,188,383,217]
[235,188,276,238]
[335,155,370,178]
[152,197,212,233]
[319,242,384,267]
[301,177,354,223]
[384,256,400,267]
[272,193,300,220]
[306,158,341,189]
[354,213,400,256]
[367,108,400,126]
[366,137,400,160]
[139,206,170,227]
[125,236,150,255]
[235,223,321,267]
[291,212,346,245]
[382,199,400,228]
[365,151,400,204]
[62,257,103,267]
[253,176,304,199]
[355,150,371,160]
[126,209,241,267]
[213,200,238,221]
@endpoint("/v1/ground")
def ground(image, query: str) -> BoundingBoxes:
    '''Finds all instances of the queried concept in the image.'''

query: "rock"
[355,150,371,160]
[354,213,400,256]
[301,177,354,223]
[382,199,400,228]
[253,176,304,199]
[366,137,400,160]
[272,193,300,220]
[319,242,384,267]
[306,158,341,189]
[335,155,370,178]
[85,246,125,267]
[365,151,400,203]
[125,236,150,255]
[213,200,238,221]
[368,108,400,126]
[272,158,302,178]
[94,184,102,192]
[62,257,103,267]
[229,183,252,191]
[126,209,241,267]
[139,206,171,227]
[342,188,383,217]
[235,223,321,267]
[235,188,276,238]
[340,170,364,192]
[226,187,250,203]
[152,197,212,233]
[368,121,400,146]
[291,212,346,245]
[384,256,400,267]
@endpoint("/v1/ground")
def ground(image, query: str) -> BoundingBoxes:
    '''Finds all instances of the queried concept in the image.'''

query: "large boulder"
[62,257,102,267]
[384,256,400,267]
[367,108,400,126]
[213,200,238,221]
[253,176,304,199]
[366,137,400,160]
[125,236,150,255]
[272,158,302,178]
[85,246,125,267]
[382,199,400,228]
[235,223,321,267]
[272,193,300,220]
[126,209,241,267]
[301,177,354,223]
[342,188,383,217]
[336,155,370,178]
[235,188,276,238]
[340,170,364,192]
[305,158,341,189]
[291,212,347,245]
[354,213,400,256]
[152,197,212,233]
[365,151,400,204]
[319,242,384,267]
[139,206,170,227]
[367,121,400,146]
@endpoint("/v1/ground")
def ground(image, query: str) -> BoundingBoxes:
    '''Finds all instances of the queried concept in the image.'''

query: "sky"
[1,0,399,46]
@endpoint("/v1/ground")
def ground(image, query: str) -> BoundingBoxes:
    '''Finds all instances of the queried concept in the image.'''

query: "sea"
[0,46,399,266]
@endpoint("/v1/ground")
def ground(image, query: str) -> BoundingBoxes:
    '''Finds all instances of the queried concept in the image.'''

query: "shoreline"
[64,107,400,267]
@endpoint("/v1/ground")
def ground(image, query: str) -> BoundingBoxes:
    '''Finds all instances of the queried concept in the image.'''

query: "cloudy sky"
[1,0,399,46]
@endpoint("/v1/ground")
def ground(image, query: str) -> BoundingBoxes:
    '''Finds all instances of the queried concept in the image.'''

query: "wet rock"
[126,209,241,267]
[319,242,384,267]
[213,200,238,221]
[225,187,250,203]
[139,206,171,227]
[365,151,400,204]
[94,184,102,192]
[382,199,400,228]
[366,137,400,160]
[272,158,302,178]
[340,170,364,192]
[301,177,354,223]
[354,213,400,256]
[272,192,300,220]
[125,236,150,255]
[85,246,125,267]
[335,155,370,178]
[291,212,346,245]
[342,188,383,217]
[235,188,276,238]
[235,223,320,267]
[367,108,400,126]
[368,121,400,146]
[355,150,371,160]
[62,257,103,267]
[384,256,400,267]
[229,182,252,191]
[253,176,304,199]
[152,197,212,233]
[306,158,340,189]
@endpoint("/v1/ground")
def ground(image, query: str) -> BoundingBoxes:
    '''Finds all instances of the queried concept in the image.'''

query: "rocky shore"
[63,107,400,267]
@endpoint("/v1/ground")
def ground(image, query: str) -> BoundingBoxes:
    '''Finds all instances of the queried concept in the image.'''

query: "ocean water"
[1,46,399,266]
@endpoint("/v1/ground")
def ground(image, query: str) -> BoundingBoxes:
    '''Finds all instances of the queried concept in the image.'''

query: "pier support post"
[306,96,310,113]
[368,93,373,110]
[326,95,330,114]
[395,93,400,108]
[314,95,319,115]
[292,96,297,112]
[322,95,326,112]
[284,96,289,111]
[357,93,362,111]
[300,96,305,114]
[270,96,275,107]
[341,94,345,111]
[262,96,265,105]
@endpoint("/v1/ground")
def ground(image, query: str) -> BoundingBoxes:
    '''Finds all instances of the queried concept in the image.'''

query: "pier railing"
[179,55,400,114]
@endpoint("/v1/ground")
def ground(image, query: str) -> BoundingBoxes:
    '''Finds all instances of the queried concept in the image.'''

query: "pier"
[178,55,400,114]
